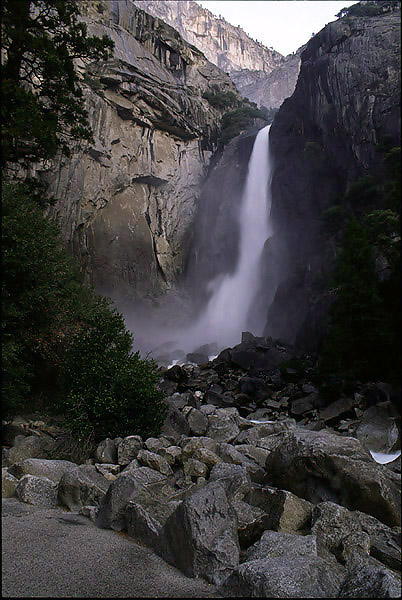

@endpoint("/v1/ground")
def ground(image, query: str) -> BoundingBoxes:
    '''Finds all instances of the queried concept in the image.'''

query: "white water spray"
[185,124,273,350]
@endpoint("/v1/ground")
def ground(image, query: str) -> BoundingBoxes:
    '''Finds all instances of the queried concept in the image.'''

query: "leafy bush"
[62,298,167,442]
[343,175,378,208]
[2,181,167,441]
[321,205,348,235]
[336,3,385,19]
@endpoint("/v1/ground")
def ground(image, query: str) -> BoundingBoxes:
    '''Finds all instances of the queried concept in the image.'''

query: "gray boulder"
[9,458,77,483]
[125,501,162,548]
[265,429,401,526]
[311,501,401,572]
[96,467,166,531]
[206,408,240,443]
[58,464,110,511]
[187,407,209,436]
[137,449,173,476]
[2,468,18,498]
[161,481,240,585]
[231,500,270,548]
[209,463,252,501]
[15,474,58,507]
[220,555,343,597]
[243,531,318,562]
[3,435,45,466]
[356,403,400,453]
[338,561,401,598]
[94,438,117,464]
[215,443,266,484]
[117,436,143,466]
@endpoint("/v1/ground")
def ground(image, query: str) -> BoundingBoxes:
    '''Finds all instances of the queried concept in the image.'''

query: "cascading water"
[184,124,273,351]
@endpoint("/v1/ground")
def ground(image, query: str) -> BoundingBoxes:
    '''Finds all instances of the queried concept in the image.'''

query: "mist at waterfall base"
[129,125,273,364]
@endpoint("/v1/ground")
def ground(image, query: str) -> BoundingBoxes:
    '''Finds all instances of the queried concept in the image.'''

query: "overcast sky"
[195,1,357,55]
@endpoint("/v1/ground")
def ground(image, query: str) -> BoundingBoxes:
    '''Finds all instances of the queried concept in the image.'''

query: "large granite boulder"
[9,458,77,484]
[265,429,401,526]
[15,474,58,508]
[161,481,240,585]
[220,534,343,598]
[58,464,110,511]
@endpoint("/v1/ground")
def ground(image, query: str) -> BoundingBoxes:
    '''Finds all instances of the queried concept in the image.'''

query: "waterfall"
[186,124,273,351]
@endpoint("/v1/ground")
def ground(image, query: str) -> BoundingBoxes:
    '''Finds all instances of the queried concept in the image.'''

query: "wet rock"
[356,402,401,453]
[162,404,191,441]
[206,407,240,443]
[186,407,208,435]
[243,530,318,561]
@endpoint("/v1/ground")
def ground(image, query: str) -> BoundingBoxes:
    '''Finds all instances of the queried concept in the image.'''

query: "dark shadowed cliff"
[262,1,401,350]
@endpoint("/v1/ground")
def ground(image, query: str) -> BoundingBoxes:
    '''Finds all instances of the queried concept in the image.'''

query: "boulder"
[243,531,318,562]
[206,407,240,443]
[3,435,45,466]
[95,467,166,531]
[215,443,266,484]
[117,436,143,466]
[265,429,401,526]
[219,555,343,598]
[231,500,270,548]
[2,468,18,498]
[356,403,401,453]
[144,437,170,453]
[244,485,312,533]
[192,447,222,469]
[157,445,182,466]
[161,481,240,585]
[183,458,208,480]
[94,463,121,481]
[58,464,110,511]
[311,501,401,572]
[15,474,58,507]
[162,405,191,440]
[125,501,162,548]
[338,561,401,598]
[209,463,252,502]
[137,449,173,476]
[180,436,218,458]
[9,458,77,483]
[94,438,117,464]
[186,407,209,436]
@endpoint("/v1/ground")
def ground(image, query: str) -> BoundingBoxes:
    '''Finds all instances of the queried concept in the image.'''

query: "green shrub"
[202,89,239,110]
[321,205,348,235]
[62,298,167,441]
[219,105,267,147]
[343,175,378,207]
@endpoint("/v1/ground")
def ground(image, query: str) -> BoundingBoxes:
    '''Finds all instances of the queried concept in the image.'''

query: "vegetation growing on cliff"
[2,1,167,441]
[318,146,401,394]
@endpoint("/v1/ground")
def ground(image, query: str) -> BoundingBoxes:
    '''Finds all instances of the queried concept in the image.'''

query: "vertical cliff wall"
[132,0,284,73]
[41,0,240,301]
[132,0,302,110]
[263,2,401,349]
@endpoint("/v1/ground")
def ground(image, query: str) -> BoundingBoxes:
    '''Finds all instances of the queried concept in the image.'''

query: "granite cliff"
[263,1,401,349]
[132,0,284,73]
[41,0,241,300]
[132,0,300,109]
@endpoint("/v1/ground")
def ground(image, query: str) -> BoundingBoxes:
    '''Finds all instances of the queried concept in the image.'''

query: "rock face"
[230,50,302,109]
[133,0,284,74]
[133,0,300,109]
[263,3,401,349]
[42,0,240,300]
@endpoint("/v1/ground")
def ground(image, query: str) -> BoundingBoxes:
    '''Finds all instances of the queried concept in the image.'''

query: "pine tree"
[1,0,113,165]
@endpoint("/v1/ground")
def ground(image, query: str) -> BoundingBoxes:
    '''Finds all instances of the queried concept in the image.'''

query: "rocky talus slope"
[40,0,240,300]
[3,335,401,597]
[263,2,401,349]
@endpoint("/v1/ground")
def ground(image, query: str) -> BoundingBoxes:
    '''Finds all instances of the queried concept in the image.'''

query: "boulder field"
[2,335,401,598]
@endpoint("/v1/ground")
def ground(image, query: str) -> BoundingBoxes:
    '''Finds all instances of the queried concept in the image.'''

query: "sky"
[195,1,357,55]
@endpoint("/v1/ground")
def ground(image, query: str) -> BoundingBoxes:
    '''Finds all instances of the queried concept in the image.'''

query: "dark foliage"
[1,0,114,165]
